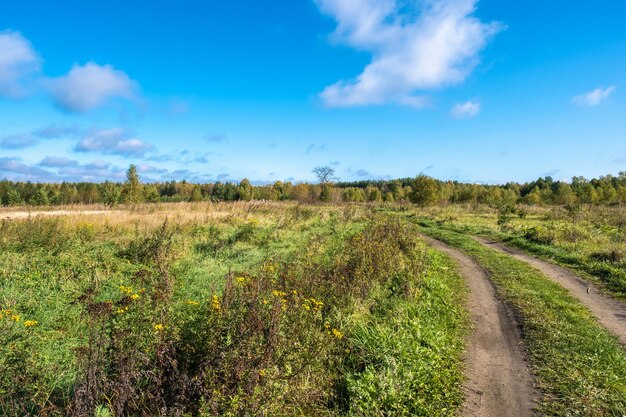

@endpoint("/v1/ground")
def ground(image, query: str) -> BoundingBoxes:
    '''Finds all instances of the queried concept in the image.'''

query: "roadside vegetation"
[0,203,468,416]
[418,222,626,415]
[416,204,626,299]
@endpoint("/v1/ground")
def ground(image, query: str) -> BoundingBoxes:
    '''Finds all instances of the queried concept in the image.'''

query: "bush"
[523,226,557,245]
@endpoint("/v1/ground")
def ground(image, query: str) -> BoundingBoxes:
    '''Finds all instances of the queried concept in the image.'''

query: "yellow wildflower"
[186,300,199,306]
[324,322,330,330]
[211,295,221,312]
[259,369,266,377]
[236,276,246,284]
[119,285,133,295]
[153,323,164,331]
[272,290,287,298]
[117,306,129,314]
[130,294,140,301]
[11,315,20,322]
[24,320,37,327]
[332,329,343,340]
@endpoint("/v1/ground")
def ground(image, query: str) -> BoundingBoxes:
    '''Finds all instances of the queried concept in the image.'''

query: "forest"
[2,165,626,207]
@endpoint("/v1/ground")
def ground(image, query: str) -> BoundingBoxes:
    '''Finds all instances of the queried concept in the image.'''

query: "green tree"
[366,186,382,202]
[5,188,22,206]
[144,185,160,203]
[31,187,50,206]
[101,181,121,205]
[238,179,254,201]
[319,183,333,202]
[409,175,440,207]
[121,164,144,204]
[189,186,203,202]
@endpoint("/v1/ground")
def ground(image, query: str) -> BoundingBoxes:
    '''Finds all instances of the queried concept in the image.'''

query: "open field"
[0,203,469,416]
[2,202,626,416]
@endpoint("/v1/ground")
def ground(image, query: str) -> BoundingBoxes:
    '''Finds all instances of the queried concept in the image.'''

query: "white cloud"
[0,133,36,149]
[0,30,41,98]
[0,157,52,178]
[75,128,154,157]
[572,86,615,107]
[450,100,480,118]
[47,62,137,112]
[39,156,80,168]
[316,0,502,107]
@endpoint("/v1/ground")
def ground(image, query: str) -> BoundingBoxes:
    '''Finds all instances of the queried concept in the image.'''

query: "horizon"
[1,1,625,184]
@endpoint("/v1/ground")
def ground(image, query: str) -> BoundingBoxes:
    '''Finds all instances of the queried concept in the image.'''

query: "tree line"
[1,164,625,207]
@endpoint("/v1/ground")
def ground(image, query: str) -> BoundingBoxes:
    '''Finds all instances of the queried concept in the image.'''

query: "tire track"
[476,237,626,347]
[424,237,536,417]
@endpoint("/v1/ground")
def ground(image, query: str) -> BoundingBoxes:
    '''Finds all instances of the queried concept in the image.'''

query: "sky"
[0,0,625,184]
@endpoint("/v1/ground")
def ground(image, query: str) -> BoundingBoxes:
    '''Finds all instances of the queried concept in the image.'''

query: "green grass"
[0,204,470,416]
[419,224,626,415]
[341,247,469,416]
[413,204,626,300]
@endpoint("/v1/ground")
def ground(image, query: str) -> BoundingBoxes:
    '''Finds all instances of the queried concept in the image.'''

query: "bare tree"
[312,166,337,184]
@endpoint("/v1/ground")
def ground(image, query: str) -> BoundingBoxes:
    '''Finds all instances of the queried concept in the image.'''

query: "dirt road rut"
[425,237,536,417]
[476,237,626,347]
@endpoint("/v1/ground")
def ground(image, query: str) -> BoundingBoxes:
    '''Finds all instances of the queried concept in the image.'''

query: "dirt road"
[476,237,626,347]
[425,237,536,417]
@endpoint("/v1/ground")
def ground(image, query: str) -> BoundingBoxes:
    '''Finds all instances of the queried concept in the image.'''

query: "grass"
[0,202,469,416]
[341,247,469,416]
[419,222,626,415]
[415,204,626,300]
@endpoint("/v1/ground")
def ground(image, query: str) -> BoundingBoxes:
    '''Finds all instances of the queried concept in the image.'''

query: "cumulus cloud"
[0,124,82,149]
[0,157,52,178]
[47,62,137,112]
[0,30,41,98]
[39,156,80,167]
[137,163,168,175]
[316,0,501,107]
[75,128,154,157]
[0,155,134,182]
[57,160,126,181]
[450,100,480,118]
[32,124,81,139]
[0,133,37,149]
[572,86,615,107]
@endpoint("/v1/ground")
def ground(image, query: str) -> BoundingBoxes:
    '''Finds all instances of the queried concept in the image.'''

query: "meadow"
[2,201,626,416]
[0,202,468,416]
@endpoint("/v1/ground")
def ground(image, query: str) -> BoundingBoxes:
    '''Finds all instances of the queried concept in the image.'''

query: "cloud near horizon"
[316,0,502,107]
[0,123,80,150]
[0,30,41,98]
[75,128,154,157]
[0,157,52,179]
[572,86,615,107]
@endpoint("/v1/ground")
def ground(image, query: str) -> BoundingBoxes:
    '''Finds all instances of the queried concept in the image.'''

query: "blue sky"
[0,0,625,184]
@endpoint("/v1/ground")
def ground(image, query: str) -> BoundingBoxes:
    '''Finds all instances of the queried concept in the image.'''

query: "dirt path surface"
[0,210,113,220]
[424,237,536,417]
[476,237,626,347]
